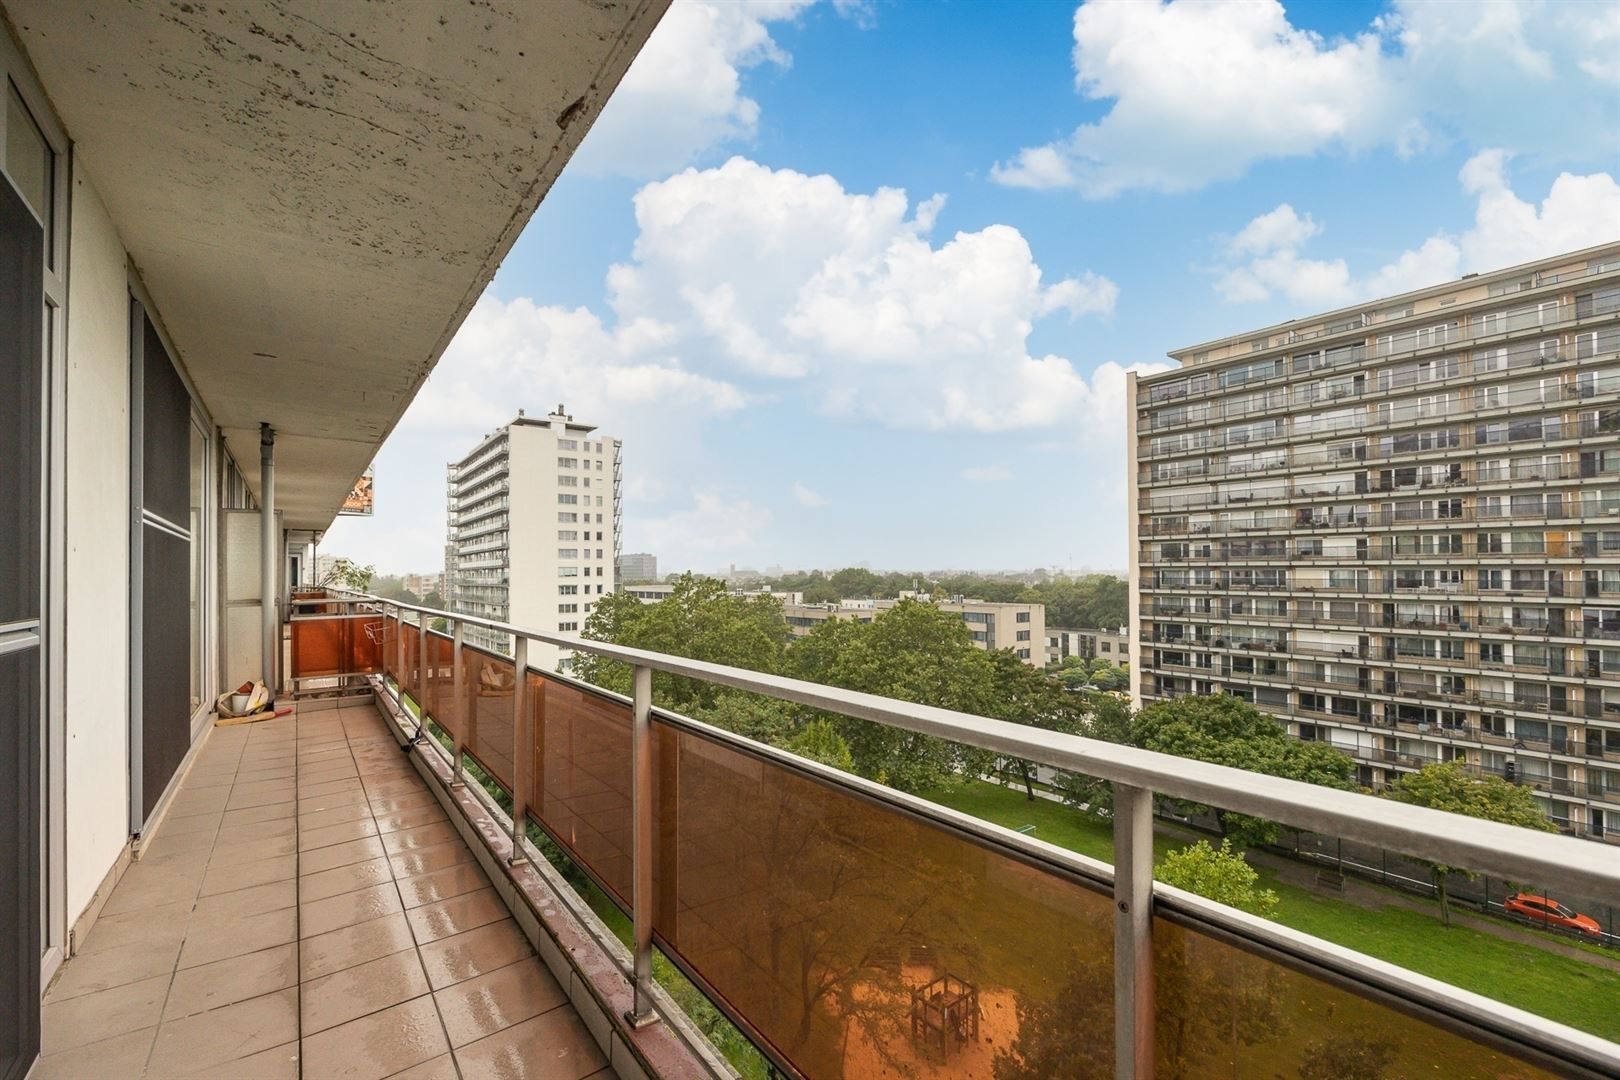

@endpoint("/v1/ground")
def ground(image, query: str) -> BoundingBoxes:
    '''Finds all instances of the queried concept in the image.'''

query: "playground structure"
[909,972,981,1058]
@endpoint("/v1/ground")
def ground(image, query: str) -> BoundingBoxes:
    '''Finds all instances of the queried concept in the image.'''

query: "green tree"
[786,599,996,792]
[826,566,884,598]
[574,574,789,712]
[688,691,798,747]
[1155,839,1278,917]
[982,649,1086,800]
[1088,660,1129,692]
[1052,694,1133,818]
[786,718,854,770]
[1384,760,1555,926]
[1133,694,1354,848]
[320,557,375,592]
[800,580,840,605]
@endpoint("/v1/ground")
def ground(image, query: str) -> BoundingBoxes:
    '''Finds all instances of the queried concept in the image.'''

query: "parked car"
[1503,892,1603,937]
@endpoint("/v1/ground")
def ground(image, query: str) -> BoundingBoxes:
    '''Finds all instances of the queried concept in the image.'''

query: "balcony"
[272,593,1620,1079]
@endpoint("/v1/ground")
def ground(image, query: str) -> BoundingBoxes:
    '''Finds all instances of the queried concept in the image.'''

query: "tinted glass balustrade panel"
[399,621,422,703]
[651,720,1115,1079]
[462,643,517,794]
[1152,919,1558,1078]
[525,673,633,905]
[383,613,402,684]
[423,630,457,740]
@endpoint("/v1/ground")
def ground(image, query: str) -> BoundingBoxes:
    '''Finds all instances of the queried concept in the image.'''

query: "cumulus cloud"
[995,0,1620,198]
[791,482,827,507]
[575,0,864,177]
[345,155,1122,570]
[1215,151,1620,307]
[607,156,1120,432]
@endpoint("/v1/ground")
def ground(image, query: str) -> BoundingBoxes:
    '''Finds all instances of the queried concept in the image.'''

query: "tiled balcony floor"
[37,699,613,1080]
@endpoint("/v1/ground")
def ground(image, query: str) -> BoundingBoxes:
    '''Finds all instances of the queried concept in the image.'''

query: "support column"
[259,423,277,699]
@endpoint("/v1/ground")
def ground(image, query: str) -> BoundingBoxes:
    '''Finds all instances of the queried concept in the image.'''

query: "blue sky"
[324,0,1620,578]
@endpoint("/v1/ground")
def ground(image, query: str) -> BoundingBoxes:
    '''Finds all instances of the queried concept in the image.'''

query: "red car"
[1504,893,1603,937]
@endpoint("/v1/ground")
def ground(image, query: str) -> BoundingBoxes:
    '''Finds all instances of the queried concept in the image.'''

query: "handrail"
[302,592,1616,900]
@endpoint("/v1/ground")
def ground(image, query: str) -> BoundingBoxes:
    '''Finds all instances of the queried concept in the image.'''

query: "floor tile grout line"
[365,700,467,1080]
[132,726,252,1079]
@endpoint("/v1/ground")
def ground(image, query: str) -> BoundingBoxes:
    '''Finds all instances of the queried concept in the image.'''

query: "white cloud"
[639,491,774,556]
[995,0,1620,198]
[960,465,1011,483]
[1227,204,1321,258]
[1215,152,1620,306]
[607,156,1120,432]
[575,0,866,177]
[329,156,1124,572]
[791,481,827,507]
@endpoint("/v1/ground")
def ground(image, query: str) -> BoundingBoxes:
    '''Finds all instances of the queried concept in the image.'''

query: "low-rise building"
[617,551,658,582]
[784,597,1045,663]
[1047,626,1129,666]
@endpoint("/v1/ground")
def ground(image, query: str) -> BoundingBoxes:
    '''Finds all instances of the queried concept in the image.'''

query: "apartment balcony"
[34,702,609,1079]
[272,593,1620,1079]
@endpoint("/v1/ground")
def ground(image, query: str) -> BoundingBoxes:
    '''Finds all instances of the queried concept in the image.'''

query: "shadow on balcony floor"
[36,700,615,1080]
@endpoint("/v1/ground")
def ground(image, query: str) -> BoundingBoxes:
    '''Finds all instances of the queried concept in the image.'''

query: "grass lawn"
[924,779,1620,1043]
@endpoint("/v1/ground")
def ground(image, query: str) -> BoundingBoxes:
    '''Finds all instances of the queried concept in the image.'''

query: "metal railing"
[290,591,1620,1079]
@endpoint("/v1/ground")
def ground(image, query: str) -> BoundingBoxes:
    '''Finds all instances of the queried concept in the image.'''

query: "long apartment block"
[446,406,622,667]
[1128,241,1620,842]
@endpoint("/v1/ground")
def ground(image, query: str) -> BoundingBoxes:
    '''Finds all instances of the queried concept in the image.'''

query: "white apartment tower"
[446,406,622,668]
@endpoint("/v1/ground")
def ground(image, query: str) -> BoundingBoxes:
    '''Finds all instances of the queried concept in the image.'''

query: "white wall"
[63,167,132,923]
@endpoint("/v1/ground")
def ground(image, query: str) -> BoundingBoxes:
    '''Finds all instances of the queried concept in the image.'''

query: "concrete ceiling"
[6,0,667,529]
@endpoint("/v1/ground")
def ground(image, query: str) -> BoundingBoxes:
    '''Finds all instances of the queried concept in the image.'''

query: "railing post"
[394,604,405,695]
[626,663,657,1028]
[416,608,429,741]
[508,635,529,865]
[1114,783,1154,1079]
[450,619,465,787]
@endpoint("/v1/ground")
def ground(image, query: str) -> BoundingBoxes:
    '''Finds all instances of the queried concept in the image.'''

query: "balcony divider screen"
[288,614,382,680]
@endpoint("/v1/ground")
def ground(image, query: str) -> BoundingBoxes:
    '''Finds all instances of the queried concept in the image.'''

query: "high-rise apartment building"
[446,406,621,668]
[1130,242,1620,842]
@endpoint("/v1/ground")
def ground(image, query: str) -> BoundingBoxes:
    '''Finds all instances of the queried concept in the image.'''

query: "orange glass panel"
[382,613,402,683]
[651,720,1114,1078]
[1152,919,1558,1078]
[398,622,422,703]
[525,673,634,905]
[289,618,344,679]
[422,630,458,740]
[462,643,516,793]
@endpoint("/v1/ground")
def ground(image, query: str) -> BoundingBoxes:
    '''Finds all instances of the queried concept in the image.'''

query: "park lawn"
[924,778,1620,1043]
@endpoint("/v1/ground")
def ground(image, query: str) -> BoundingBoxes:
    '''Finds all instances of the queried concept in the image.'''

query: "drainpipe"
[260,422,277,699]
